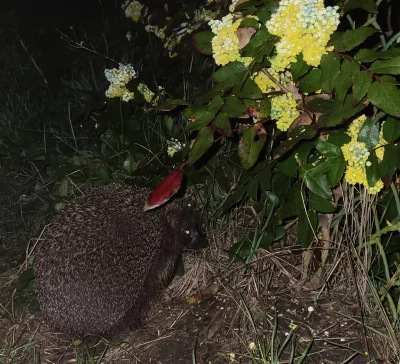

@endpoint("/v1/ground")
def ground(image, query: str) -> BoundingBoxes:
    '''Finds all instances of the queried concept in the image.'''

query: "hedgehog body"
[34,182,206,338]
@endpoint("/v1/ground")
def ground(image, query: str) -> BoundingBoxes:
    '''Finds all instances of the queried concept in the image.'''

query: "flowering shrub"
[159,0,400,251]
[105,0,400,253]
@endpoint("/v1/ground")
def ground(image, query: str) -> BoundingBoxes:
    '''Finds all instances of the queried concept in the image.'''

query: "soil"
[0,280,389,363]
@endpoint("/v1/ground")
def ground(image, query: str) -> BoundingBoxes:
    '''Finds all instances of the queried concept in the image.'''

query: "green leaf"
[327,131,351,148]
[271,172,292,202]
[258,164,272,191]
[184,98,224,132]
[235,0,270,11]
[193,31,213,55]
[297,210,317,248]
[335,59,359,101]
[290,54,310,80]
[273,125,317,159]
[123,154,137,174]
[352,71,372,103]
[383,117,400,142]
[228,239,252,262]
[300,163,332,199]
[355,48,400,63]
[319,52,340,93]
[14,268,35,290]
[378,144,399,178]
[344,0,378,13]
[329,27,377,52]
[90,163,109,187]
[358,117,379,148]
[212,61,247,84]
[370,57,400,75]
[214,112,232,137]
[154,98,189,111]
[256,7,273,23]
[221,185,246,215]
[276,154,298,177]
[223,95,247,118]
[306,98,342,113]
[309,193,335,213]
[233,77,263,99]
[326,156,346,187]
[241,25,273,58]
[315,141,342,158]
[58,178,69,197]
[273,225,286,241]
[365,153,380,187]
[238,124,267,170]
[296,141,316,162]
[196,81,234,103]
[246,178,259,200]
[280,185,303,219]
[368,81,400,117]
[240,17,259,28]
[317,95,366,127]
[188,127,214,164]
[299,69,321,93]
[164,116,174,132]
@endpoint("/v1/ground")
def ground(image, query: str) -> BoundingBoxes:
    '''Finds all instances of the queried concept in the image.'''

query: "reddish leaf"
[153,99,189,112]
[144,170,183,211]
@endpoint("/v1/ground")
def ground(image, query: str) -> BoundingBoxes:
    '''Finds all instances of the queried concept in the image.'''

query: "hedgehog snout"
[183,226,208,251]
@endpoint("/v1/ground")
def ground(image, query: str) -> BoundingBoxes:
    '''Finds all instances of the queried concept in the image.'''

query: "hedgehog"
[34,181,207,338]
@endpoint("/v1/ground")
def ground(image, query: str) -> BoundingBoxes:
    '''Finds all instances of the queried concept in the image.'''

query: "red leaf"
[143,170,183,211]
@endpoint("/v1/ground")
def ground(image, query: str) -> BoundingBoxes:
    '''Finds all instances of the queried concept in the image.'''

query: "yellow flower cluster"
[229,0,239,12]
[145,25,166,40]
[343,167,383,195]
[137,83,155,104]
[104,63,137,102]
[348,114,365,139]
[209,14,241,66]
[342,141,370,168]
[341,115,383,195]
[194,8,219,22]
[375,128,388,160]
[266,0,340,72]
[253,69,281,93]
[253,69,294,94]
[270,93,299,131]
[167,138,186,157]
[123,0,144,23]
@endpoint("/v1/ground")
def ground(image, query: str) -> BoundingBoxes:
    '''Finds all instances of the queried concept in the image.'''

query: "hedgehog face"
[167,210,208,251]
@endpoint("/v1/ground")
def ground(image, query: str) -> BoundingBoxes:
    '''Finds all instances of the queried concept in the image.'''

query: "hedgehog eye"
[184,230,190,235]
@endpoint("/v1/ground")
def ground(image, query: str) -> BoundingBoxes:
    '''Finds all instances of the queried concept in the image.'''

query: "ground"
[0,172,395,363]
